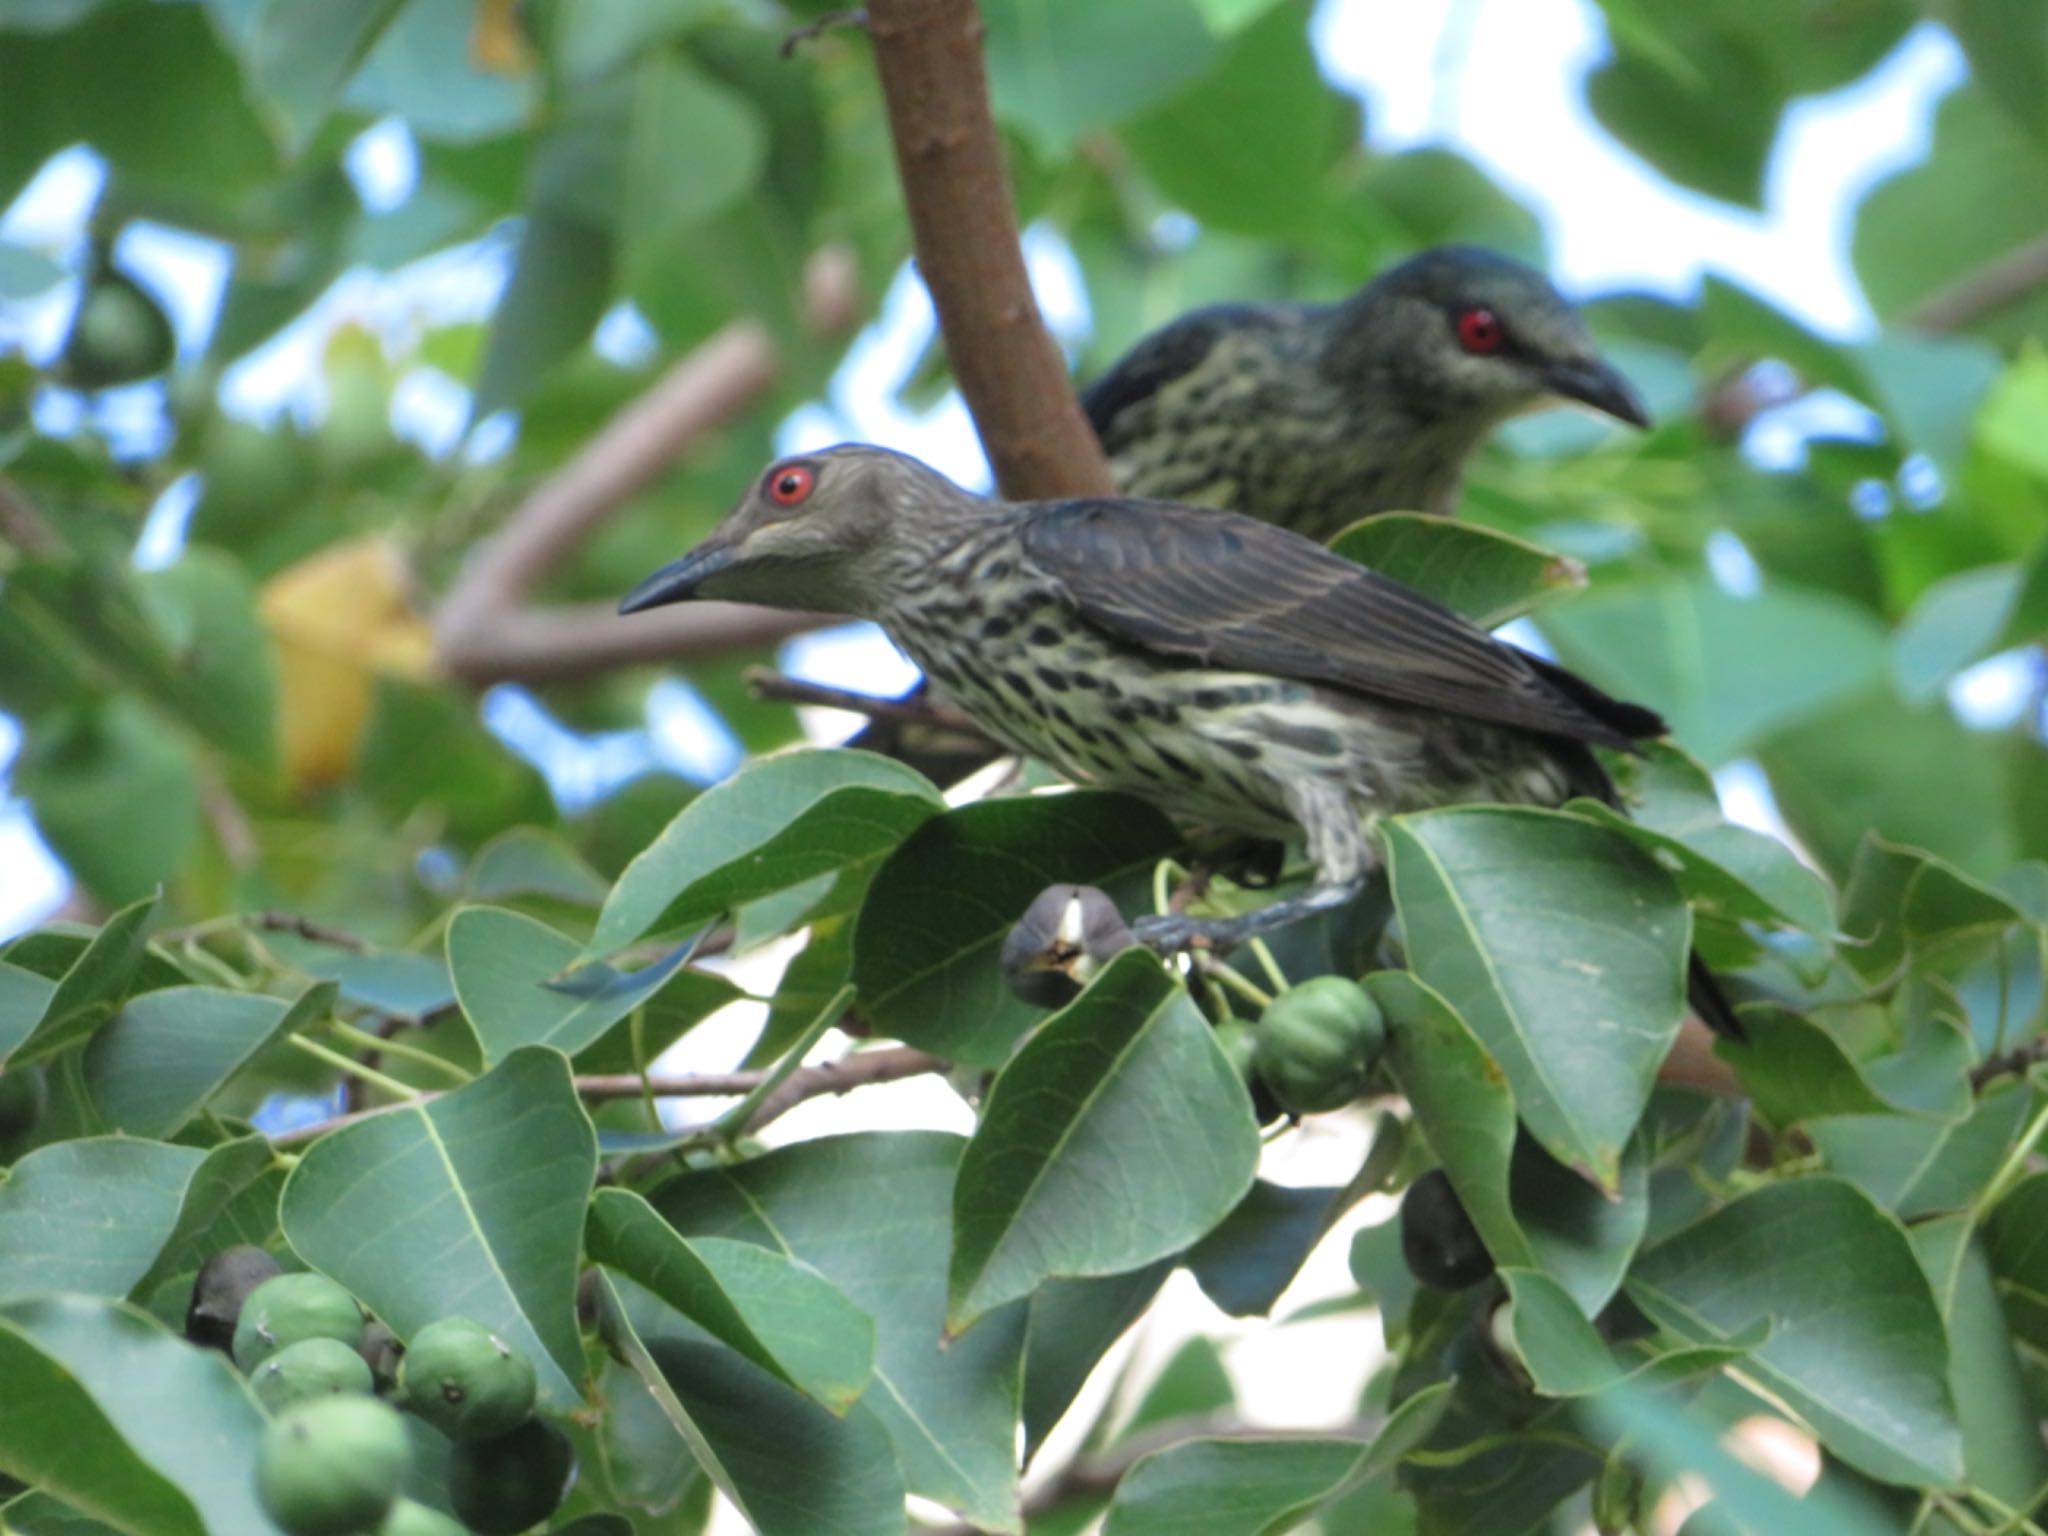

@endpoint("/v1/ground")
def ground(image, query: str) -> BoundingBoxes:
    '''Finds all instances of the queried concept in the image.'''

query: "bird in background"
[1083,244,1648,541]
[619,444,1741,1038]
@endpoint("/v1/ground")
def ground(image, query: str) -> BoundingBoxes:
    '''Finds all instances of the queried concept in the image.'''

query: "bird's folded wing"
[1023,498,1657,749]
[1080,304,1274,442]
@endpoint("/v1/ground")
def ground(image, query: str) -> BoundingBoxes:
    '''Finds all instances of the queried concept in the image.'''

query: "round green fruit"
[399,1317,537,1441]
[233,1272,364,1371]
[447,1417,574,1535]
[380,1499,468,1536]
[58,272,176,389]
[1253,976,1385,1115]
[257,1395,409,1536]
[253,1337,374,1413]
[1399,1169,1494,1291]
[187,1247,284,1354]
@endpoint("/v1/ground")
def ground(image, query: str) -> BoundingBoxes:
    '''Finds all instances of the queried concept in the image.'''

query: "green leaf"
[245,0,409,151]
[128,1136,279,1302]
[1813,1082,2032,1218]
[624,52,764,241]
[14,701,198,910]
[1329,516,1587,628]
[133,549,277,772]
[1713,1007,1893,1130]
[0,1138,206,1303]
[0,1297,274,1536]
[1893,551,2048,704]
[587,1187,874,1415]
[983,0,1221,150]
[83,983,323,1138]
[1496,1268,1620,1397]
[597,1273,909,1536]
[1102,1383,1449,1536]
[1118,2,1342,238]
[1384,807,1687,1190]
[0,241,63,298]
[1855,332,2005,477]
[853,791,1182,1066]
[1,894,159,1070]
[1020,1263,1173,1461]
[448,906,720,1066]
[649,1132,1027,1532]
[280,1047,595,1409]
[472,209,613,421]
[1372,972,1648,1316]
[1627,1177,1963,1487]
[587,750,942,958]
[1540,578,1888,766]
[1588,742,1835,937]
[948,950,1259,1333]
[464,827,608,907]
[1838,833,2029,984]
[1985,1172,2048,1353]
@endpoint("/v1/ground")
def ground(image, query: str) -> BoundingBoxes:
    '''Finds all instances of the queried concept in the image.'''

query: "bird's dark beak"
[618,540,737,615]
[1543,357,1650,429]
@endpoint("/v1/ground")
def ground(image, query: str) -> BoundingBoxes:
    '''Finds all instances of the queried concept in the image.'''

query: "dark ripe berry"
[1000,883,1134,1009]
[447,1417,574,1534]
[1399,1169,1495,1291]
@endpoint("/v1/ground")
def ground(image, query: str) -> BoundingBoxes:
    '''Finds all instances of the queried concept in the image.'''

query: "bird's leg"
[1131,878,1367,955]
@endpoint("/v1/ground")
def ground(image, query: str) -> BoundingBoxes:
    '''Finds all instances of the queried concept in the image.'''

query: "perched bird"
[1083,245,1648,541]
[620,445,1740,1036]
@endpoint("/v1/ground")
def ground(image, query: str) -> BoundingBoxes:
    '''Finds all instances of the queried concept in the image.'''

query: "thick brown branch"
[1902,230,2048,334]
[267,1046,945,1147]
[435,247,860,687]
[866,0,1115,500]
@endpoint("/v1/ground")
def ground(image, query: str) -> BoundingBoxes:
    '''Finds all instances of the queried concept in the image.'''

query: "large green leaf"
[1893,549,2048,704]
[853,791,1182,1066]
[1329,516,1587,628]
[1384,807,1687,1190]
[0,1298,276,1536]
[1541,578,1887,766]
[0,894,158,1069]
[243,0,409,151]
[0,1139,205,1304]
[128,1137,279,1303]
[1810,1081,2032,1218]
[597,1273,908,1536]
[1627,1177,1963,1487]
[280,1047,595,1409]
[472,207,614,421]
[623,51,764,241]
[15,701,198,910]
[1020,1263,1173,1461]
[1102,1383,1448,1536]
[1985,1172,2048,1353]
[948,950,1259,1333]
[447,906,735,1066]
[649,1132,1027,1533]
[586,750,941,958]
[1371,973,1648,1315]
[983,0,1221,150]
[132,550,277,772]
[83,983,326,1138]
[586,1187,874,1416]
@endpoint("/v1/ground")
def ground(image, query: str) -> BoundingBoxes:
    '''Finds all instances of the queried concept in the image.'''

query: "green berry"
[58,271,176,389]
[233,1273,364,1371]
[399,1317,537,1441]
[187,1247,284,1355]
[256,1396,409,1536]
[380,1499,468,1536]
[447,1417,573,1534]
[253,1338,374,1413]
[1253,976,1385,1115]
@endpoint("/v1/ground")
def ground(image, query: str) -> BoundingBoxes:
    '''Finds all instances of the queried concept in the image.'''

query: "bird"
[619,444,1741,1037]
[1083,244,1648,541]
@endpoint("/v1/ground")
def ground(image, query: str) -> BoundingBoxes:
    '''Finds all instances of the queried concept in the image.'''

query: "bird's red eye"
[1457,307,1504,354]
[768,464,815,506]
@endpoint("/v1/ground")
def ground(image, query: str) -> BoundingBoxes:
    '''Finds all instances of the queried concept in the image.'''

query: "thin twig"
[744,667,985,732]
[249,910,370,952]
[865,0,1115,501]
[1969,1036,2048,1092]
[266,1046,947,1147]
[0,476,61,556]
[780,7,867,56]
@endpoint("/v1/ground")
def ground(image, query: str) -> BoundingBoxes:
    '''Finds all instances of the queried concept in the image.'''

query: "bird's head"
[618,443,972,619]
[1329,246,1648,430]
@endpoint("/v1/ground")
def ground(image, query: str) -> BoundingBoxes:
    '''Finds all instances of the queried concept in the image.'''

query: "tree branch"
[265,1045,945,1147]
[435,246,861,688]
[744,666,986,732]
[866,0,1115,500]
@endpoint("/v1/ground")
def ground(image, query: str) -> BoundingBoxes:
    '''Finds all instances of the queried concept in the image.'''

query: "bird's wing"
[1022,499,1663,749]
[1081,304,1283,446]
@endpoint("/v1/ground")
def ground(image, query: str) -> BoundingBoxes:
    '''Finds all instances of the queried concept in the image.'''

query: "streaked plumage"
[1082,246,1647,540]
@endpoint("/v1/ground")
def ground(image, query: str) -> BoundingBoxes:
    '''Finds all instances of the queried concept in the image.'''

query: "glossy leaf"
[853,791,1182,1066]
[0,1297,275,1536]
[1,894,159,1070]
[983,0,1220,149]
[649,1132,1027,1533]
[1329,515,1587,628]
[587,1187,875,1415]
[245,0,410,151]
[1628,1177,1963,1487]
[0,1139,205,1304]
[1384,807,1687,1190]
[280,1047,595,1408]
[587,750,941,958]
[83,983,323,1137]
[948,950,1259,1332]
